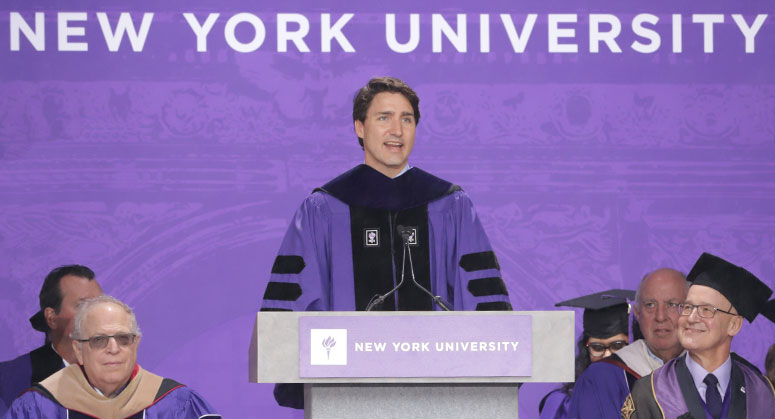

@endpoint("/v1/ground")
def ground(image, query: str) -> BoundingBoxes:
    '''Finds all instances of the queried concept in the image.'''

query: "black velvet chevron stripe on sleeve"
[459,251,500,272]
[263,282,302,301]
[271,255,306,274]
[467,277,509,297]
[475,301,513,311]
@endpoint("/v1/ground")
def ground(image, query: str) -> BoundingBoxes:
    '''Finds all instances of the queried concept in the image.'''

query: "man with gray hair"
[566,268,689,418]
[4,295,220,418]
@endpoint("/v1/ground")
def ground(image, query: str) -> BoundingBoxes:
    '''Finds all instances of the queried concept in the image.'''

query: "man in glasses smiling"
[567,268,688,419]
[4,295,221,418]
[624,253,775,419]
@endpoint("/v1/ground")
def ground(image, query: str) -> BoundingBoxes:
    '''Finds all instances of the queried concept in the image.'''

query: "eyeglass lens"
[86,333,136,349]
[588,340,627,354]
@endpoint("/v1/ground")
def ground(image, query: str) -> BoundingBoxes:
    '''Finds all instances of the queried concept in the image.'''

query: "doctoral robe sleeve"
[0,355,32,418]
[567,362,630,419]
[2,390,59,419]
[147,387,221,419]
[539,388,571,419]
[260,193,332,312]
[451,191,512,311]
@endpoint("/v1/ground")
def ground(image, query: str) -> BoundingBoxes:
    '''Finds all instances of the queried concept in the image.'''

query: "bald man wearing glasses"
[623,253,775,419]
[4,295,220,419]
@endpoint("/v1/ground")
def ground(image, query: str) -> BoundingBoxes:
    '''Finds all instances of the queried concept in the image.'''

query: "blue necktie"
[703,373,722,419]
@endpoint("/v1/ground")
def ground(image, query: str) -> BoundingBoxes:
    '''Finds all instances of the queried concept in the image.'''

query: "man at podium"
[259,76,513,408]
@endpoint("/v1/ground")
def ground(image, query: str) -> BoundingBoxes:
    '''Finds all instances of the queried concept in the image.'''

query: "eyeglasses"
[678,303,737,318]
[638,301,680,312]
[76,333,137,349]
[587,340,627,356]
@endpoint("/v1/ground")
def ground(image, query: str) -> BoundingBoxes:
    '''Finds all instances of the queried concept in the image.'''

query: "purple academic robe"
[540,388,572,419]
[566,358,634,419]
[261,165,513,408]
[0,345,63,417]
[626,353,775,419]
[3,384,220,419]
[260,165,512,312]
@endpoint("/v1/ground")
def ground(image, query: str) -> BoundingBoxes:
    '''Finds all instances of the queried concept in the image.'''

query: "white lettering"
[432,14,467,53]
[589,14,621,53]
[480,14,490,53]
[224,13,266,53]
[96,12,153,52]
[500,14,537,53]
[183,13,219,52]
[732,14,767,54]
[58,12,88,52]
[385,14,419,53]
[631,13,660,53]
[693,14,724,53]
[548,14,577,53]
[321,13,354,52]
[392,342,400,351]
[672,14,682,53]
[10,12,44,51]
[277,13,310,53]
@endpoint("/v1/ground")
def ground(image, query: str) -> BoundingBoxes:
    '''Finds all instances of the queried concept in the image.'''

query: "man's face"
[679,285,741,355]
[46,275,103,344]
[355,92,416,178]
[633,269,687,361]
[73,303,138,396]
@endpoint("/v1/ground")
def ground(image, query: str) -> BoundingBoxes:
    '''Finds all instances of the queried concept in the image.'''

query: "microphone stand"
[399,226,452,311]
[365,244,407,311]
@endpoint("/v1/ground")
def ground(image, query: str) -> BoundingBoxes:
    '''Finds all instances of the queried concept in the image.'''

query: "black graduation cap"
[556,289,635,339]
[687,252,773,323]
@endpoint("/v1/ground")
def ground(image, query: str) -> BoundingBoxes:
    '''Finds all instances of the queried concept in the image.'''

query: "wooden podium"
[249,311,574,419]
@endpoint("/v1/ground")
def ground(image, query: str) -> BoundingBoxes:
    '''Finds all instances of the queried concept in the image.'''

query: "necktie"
[703,373,722,419]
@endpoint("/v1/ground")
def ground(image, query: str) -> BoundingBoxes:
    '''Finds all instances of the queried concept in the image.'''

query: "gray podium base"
[304,383,519,419]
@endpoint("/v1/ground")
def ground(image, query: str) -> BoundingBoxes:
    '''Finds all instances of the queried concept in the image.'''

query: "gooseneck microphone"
[397,225,452,311]
[364,239,407,311]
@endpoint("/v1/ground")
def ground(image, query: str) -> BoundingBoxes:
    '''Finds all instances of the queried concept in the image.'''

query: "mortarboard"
[556,289,635,339]
[687,252,773,323]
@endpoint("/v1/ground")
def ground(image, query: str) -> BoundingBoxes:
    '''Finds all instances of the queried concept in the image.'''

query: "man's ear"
[354,120,364,139]
[727,315,743,337]
[72,340,84,365]
[44,307,57,331]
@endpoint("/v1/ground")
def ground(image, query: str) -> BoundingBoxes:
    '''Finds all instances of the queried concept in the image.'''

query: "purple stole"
[652,355,775,419]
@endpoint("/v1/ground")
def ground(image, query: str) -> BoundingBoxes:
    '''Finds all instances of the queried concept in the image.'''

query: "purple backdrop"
[2,1,774,417]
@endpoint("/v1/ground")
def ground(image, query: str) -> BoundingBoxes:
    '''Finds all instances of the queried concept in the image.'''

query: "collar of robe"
[38,363,163,419]
[317,164,459,211]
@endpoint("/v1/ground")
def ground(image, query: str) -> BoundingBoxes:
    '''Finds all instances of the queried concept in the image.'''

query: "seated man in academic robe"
[0,265,102,416]
[623,253,775,419]
[567,268,688,419]
[4,295,220,419]
[260,77,513,408]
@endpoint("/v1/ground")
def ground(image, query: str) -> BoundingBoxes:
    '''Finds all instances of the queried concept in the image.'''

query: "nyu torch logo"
[322,336,336,359]
[310,329,347,365]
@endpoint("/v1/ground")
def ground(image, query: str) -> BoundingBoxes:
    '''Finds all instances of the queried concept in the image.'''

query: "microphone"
[397,225,452,311]
[364,248,407,311]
